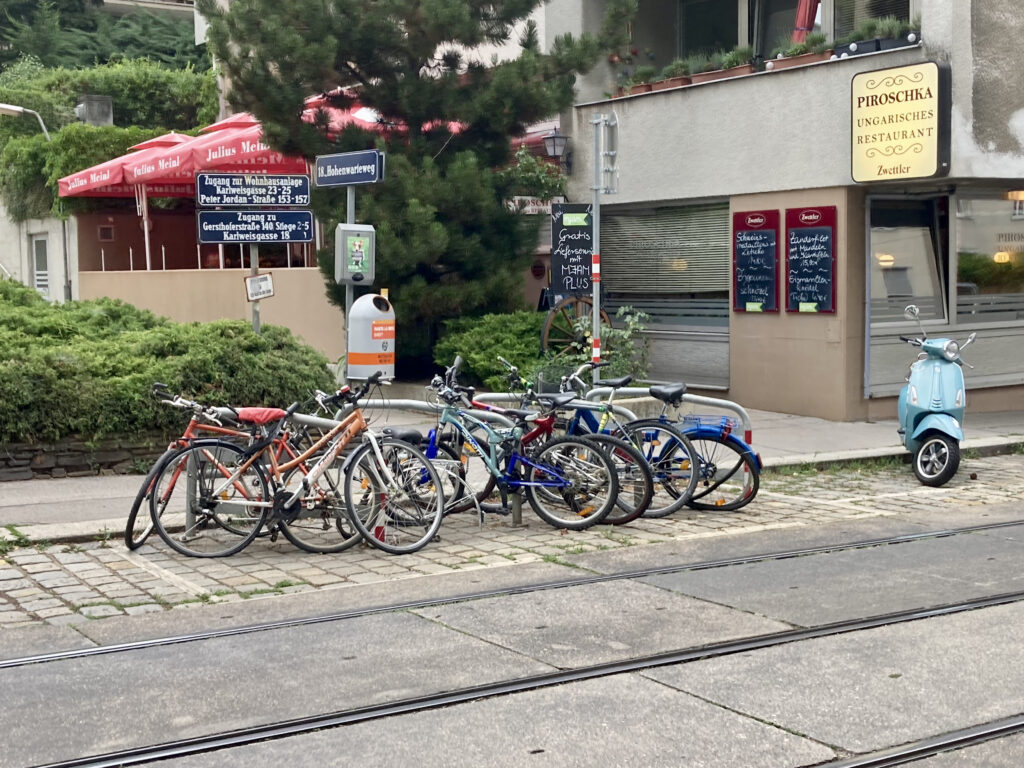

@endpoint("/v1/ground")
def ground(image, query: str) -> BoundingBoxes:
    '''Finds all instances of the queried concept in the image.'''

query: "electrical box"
[335,223,376,285]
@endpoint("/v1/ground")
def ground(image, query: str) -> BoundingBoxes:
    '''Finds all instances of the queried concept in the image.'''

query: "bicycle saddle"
[648,383,687,406]
[601,375,634,388]
[235,407,289,425]
[382,426,424,444]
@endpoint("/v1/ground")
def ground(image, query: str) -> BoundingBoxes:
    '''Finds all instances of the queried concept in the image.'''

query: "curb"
[762,437,1024,471]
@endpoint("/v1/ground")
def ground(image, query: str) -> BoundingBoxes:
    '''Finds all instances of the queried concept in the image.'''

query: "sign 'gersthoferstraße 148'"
[196,173,311,207]
[197,210,314,244]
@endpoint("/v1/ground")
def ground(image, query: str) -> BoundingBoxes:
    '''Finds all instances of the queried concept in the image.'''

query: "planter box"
[766,50,833,71]
[690,64,754,84]
[629,82,654,94]
[650,75,692,91]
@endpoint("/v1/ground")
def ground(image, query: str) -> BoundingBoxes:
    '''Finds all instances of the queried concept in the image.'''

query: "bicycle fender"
[685,426,762,470]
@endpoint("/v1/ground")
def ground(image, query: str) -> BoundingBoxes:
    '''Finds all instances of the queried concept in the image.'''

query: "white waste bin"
[347,294,395,380]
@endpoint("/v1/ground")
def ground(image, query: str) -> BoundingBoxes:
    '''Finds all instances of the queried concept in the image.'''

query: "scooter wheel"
[913,434,960,487]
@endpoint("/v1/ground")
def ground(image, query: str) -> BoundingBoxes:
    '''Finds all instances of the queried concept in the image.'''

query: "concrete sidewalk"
[2,400,1023,546]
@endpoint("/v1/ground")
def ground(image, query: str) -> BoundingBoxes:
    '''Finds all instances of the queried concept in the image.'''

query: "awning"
[58,133,196,198]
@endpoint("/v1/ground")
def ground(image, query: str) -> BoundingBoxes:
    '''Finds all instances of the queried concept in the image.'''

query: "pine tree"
[198,0,636,370]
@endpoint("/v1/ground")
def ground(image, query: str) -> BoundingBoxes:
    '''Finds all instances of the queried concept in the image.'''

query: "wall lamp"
[543,129,572,174]
[0,102,51,141]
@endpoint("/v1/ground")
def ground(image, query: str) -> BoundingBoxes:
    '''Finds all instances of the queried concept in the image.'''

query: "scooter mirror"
[903,305,920,320]
[964,332,977,347]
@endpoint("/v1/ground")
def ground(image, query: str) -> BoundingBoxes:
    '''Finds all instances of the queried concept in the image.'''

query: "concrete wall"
[78,268,346,362]
[0,211,74,302]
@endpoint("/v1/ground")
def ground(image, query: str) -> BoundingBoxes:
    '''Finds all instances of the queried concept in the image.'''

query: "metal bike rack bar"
[473,392,639,422]
[584,387,754,444]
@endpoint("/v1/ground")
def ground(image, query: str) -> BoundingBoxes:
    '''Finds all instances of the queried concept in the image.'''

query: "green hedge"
[0,280,333,445]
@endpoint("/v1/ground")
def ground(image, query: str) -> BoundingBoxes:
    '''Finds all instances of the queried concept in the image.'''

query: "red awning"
[58,133,196,198]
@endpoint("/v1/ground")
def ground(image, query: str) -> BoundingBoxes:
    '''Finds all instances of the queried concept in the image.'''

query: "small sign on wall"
[244,272,274,302]
[785,207,837,314]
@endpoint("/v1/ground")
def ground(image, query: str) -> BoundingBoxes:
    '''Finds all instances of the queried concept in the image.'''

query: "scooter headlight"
[942,341,960,361]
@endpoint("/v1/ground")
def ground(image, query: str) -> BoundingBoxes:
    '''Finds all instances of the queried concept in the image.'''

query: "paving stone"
[79,604,123,618]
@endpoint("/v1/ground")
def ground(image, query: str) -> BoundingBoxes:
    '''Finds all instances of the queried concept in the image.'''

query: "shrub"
[0,280,333,444]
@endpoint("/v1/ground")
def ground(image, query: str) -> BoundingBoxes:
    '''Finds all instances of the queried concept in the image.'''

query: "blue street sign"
[197,210,314,244]
[314,149,385,187]
[196,173,310,207]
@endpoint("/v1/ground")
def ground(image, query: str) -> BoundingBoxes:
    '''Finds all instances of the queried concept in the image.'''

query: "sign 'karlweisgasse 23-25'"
[851,61,950,183]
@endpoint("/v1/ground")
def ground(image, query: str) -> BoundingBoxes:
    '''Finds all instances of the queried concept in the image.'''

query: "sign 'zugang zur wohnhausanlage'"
[851,61,950,183]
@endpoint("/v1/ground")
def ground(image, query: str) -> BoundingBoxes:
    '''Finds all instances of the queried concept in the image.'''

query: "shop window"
[757,0,802,57]
[954,197,1024,323]
[868,197,948,324]
[834,0,909,41]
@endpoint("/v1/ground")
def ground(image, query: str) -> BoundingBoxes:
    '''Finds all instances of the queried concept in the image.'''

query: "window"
[834,0,909,41]
[868,197,948,324]
[955,197,1024,323]
[757,0,802,57]
[30,235,49,297]
[678,0,738,57]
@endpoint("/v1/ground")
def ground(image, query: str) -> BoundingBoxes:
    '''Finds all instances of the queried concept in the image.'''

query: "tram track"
[29,587,1024,768]
[4,517,1023,671]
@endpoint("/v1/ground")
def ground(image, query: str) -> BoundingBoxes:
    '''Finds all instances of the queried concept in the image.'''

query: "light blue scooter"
[897,305,976,487]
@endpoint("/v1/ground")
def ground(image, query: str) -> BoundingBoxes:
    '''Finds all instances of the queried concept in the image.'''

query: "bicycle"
[562,362,761,512]
[148,372,445,557]
[428,357,619,531]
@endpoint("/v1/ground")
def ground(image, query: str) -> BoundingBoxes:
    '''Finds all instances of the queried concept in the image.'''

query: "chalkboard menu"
[551,203,593,295]
[732,210,779,312]
[786,206,837,314]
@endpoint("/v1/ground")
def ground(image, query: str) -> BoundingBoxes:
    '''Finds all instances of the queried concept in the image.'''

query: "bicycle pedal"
[269,530,279,542]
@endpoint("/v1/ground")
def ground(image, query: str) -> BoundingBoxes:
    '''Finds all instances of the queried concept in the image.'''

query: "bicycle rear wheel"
[149,441,269,557]
[685,431,760,511]
[582,433,653,525]
[277,461,363,554]
[524,436,618,530]
[344,438,445,555]
[617,420,698,518]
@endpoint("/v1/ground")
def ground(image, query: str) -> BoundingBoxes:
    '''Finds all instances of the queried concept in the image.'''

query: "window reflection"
[955,197,1024,322]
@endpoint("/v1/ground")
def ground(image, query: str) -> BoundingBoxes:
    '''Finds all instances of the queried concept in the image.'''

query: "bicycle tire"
[427,440,471,514]
[616,420,698,518]
[343,438,445,555]
[149,440,269,558]
[276,462,363,554]
[683,429,760,511]
[443,427,498,515]
[124,455,169,550]
[582,433,653,525]
[524,435,618,530]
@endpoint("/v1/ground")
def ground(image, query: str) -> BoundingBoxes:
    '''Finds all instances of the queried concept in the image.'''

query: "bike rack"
[473,392,639,422]
[583,388,754,445]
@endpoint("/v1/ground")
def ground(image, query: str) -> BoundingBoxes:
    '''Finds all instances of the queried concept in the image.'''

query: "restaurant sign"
[851,61,950,183]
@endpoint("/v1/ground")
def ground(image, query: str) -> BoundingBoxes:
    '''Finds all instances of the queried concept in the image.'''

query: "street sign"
[244,272,275,302]
[197,210,314,244]
[314,149,385,187]
[196,173,310,207]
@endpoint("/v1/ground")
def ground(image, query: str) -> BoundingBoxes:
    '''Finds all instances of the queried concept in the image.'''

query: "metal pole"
[344,185,355,378]
[591,114,604,383]
[249,243,261,334]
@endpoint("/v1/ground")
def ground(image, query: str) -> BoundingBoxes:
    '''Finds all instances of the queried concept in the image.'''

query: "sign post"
[590,112,618,381]
[314,149,386,331]
[195,172,313,334]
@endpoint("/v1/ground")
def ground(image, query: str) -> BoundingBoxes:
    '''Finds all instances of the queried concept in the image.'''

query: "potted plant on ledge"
[766,32,832,70]
[651,58,691,90]
[833,15,919,58]
[628,65,658,94]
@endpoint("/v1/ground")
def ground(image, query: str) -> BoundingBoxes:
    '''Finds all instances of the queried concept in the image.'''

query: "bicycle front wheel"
[344,438,445,555]
[582,433,653,525]
[524,436,618,530]
[150,441,269,558]
[686,431,760,511]
[618,420,698,518]
[124,453,171,550]
[277,462,363,554]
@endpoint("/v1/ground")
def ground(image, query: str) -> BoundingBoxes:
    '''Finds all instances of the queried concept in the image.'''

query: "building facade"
[551,0,1024,420]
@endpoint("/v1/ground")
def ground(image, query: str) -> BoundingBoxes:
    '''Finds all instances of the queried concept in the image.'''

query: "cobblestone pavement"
[2,453,1022,629]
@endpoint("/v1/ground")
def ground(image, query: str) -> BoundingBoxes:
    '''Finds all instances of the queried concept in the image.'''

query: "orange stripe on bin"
[349,352,395,365]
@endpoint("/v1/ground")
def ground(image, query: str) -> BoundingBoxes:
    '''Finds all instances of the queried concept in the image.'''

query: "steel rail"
[4,518,1022,671]
[30,587,1024,768]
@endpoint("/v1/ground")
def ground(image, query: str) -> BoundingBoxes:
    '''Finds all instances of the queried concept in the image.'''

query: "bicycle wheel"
[124,454,169,550]
[344,438,445,555]
[582,433,653,525]
[617,420,698,518]
[524,436,618,530]
[685,431,760,511]
[443,427,498,515]
[149,441,269,557]
[427,440,470,514]
[277,461,363,554]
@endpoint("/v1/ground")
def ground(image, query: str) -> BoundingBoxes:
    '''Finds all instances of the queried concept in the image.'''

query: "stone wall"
[1,433,169,481]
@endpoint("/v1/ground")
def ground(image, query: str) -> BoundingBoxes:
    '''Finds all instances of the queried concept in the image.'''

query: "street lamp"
[0,103,51,141]
[0,102,71,301]
[543,129,572,174]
